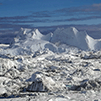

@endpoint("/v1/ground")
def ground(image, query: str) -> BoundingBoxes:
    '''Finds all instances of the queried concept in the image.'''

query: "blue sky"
[0,0,101,29]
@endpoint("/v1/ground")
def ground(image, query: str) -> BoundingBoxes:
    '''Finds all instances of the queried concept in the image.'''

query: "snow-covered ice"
[0,27,101,101]
[1,27,101,56]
